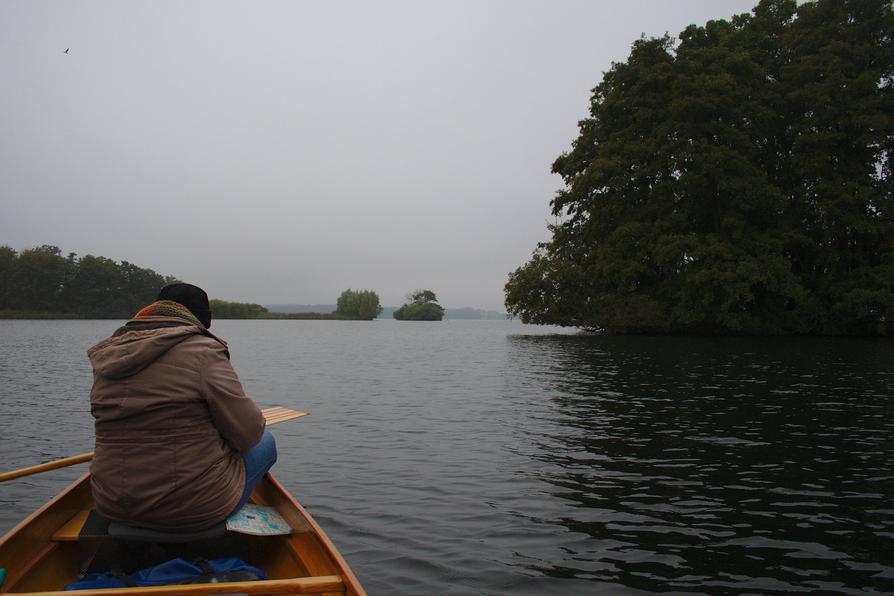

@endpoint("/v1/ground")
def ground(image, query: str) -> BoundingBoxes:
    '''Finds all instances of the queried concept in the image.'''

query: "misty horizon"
[2,0,758,312]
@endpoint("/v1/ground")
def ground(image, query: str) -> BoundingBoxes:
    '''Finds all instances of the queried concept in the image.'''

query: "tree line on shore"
[0,245,380,320]
[505,0,893,336]
[0,245,174,317]
[0,244,443,322]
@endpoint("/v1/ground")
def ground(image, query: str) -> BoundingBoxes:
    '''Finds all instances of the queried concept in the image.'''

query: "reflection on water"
[1,321,892,594]
[505,335,894,593]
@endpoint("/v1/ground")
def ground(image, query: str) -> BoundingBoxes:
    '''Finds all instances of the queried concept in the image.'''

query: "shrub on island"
[393,290,444,321]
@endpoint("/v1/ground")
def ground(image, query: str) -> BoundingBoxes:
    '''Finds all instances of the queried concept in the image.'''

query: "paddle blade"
[262,406,308,426]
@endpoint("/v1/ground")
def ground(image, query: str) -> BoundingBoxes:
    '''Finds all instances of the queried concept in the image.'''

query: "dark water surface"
[1,320,892,594]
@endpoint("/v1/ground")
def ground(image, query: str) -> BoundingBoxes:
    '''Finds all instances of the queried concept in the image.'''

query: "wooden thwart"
[51,510,90,541]
[0,407,307,483]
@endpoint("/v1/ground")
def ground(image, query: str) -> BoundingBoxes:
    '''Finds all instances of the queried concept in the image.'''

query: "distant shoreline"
[0,310,513,322]
[0,311,512,322]
[268,304,508,320]
[0,311,95,319]
[0,310,349,321]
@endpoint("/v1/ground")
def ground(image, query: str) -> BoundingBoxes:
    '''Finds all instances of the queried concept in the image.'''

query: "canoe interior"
[0,472,364,595]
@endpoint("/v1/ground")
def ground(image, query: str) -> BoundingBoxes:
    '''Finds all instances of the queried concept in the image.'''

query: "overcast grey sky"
[2,0,758,310]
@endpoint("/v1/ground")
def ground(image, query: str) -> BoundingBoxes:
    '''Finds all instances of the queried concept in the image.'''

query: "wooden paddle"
[0,406,307,483]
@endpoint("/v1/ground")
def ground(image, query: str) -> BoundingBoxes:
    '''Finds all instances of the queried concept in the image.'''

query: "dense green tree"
[0,246,15,274]
[120,261,177,313]
[409,289,438,304]
[394,289,445,321]
[505,0,894,335]
[55,255,173,317]
[335,289,383,320]
[59,255,128,315]
[0,245,174,316]
[0,246,17,309]
[3,245,71,312]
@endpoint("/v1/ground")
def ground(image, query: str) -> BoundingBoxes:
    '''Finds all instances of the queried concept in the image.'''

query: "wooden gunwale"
[258,474,365,596]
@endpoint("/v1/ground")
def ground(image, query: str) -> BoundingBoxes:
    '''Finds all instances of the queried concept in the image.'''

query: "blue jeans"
[231,430,277,515]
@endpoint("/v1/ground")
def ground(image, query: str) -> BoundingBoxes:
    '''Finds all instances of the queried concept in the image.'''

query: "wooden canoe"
[0,472,365,595]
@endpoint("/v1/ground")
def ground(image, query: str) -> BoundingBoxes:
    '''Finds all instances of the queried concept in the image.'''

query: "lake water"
[0,319,892,594]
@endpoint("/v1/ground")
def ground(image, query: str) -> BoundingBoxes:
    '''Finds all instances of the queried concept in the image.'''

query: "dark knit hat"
[157,283,212,329]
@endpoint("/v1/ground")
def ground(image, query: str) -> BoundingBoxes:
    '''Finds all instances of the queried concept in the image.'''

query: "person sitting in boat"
[86,283,277,532]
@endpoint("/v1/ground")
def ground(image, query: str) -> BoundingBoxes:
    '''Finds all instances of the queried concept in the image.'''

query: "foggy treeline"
[0,244,172,317]
[0,244,267,319]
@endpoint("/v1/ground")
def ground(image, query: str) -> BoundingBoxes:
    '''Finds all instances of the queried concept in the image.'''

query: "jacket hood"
[88,321,204,379]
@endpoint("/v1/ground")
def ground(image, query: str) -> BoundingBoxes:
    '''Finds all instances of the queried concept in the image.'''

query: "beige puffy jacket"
[87,317,265,531]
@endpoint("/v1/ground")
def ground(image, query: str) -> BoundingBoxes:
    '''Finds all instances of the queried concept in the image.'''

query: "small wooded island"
[393,290,445,321]
[504,0,893,337]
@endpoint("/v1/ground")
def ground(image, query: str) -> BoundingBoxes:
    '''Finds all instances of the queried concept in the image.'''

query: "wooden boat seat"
[53,510,226,543]
[108,520,228,543]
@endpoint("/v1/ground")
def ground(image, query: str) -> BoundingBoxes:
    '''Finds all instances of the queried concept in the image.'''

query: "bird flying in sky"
[63,48,69,54]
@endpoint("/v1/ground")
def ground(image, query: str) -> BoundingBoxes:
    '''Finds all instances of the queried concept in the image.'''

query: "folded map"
[226,503,293,536]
